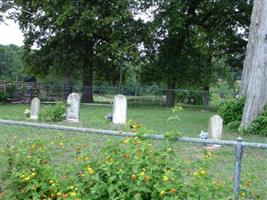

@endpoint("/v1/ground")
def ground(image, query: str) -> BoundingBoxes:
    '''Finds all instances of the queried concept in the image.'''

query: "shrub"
[246,106,267,136]
[176,90,204,105]
[40,102,66,121]
[217,97,245,125]
[0,90,9,102]
[2,137,247,200]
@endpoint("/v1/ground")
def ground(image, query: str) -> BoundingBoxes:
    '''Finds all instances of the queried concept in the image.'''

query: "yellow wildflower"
[24,176,30,182]
[122,139,129,144]
[56,192,62,197]
[87,167,95,175]
[163,175,169,181]
[193,172,199,177]
[200,170,206,176]
[31,172,36,177]
[139,171,145,177]
[159,191,165,196]
[70,192,77,197]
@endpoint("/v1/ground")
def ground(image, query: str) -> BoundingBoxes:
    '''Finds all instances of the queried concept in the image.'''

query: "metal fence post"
[234,137,243,200]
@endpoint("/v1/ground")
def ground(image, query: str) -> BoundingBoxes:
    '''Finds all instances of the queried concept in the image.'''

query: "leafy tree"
[4,0,143,102]
[140,0,251,107]
[0,44,25,81]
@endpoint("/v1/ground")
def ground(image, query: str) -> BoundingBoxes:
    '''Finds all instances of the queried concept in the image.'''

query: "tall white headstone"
[112,94,127,124]
[66,93,81,122]
[30,97,40,120]
[208,115,223,140]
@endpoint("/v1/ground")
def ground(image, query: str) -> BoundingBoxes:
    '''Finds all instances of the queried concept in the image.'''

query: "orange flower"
[169,188,176,193]
[131,175,137,181]
[144,176,150,182]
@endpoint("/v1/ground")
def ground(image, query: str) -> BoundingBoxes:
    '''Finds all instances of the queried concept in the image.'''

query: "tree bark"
[166,78,176,107]
[203,85,209,109]
[63,76,73,100]
[81,66,94,103]
[240,0,260,96]
[240,0,267,129]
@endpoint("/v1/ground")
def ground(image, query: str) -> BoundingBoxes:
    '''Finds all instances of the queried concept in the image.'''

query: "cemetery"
[0,0,267,200]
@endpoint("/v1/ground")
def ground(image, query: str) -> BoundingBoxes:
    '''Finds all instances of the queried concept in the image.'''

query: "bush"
[2,137,246,200]
[40,102,66,121]
[217,97,245,125]
[176,90,204,105]
[246,106,267,136]
[0,91,9,102]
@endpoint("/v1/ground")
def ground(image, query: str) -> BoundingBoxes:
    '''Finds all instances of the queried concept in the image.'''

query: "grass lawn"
[0,103,266,142]
[0,103,266,199]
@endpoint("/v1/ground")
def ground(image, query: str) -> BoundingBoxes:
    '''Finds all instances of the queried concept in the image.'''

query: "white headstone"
[208,115,223,140]
[112,94,127,124]
[66,93,81,122]
[30,97,40,120]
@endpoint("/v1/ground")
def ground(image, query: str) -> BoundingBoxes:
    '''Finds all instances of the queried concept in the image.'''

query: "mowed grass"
[0,103,266,142]
[0,103,267,198]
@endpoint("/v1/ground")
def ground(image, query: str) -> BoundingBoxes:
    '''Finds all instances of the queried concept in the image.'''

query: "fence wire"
[1,82,238,107]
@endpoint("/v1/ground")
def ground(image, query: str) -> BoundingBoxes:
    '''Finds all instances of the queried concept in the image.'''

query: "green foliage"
[217,98,245,125]
[176,90,204,105]
[0,90,9,103]
[40,102,66,122]
[3,137,240,200]
[164,105,183,139]
[226,121,241,132]
[0,84,15,103]
[246,107,267,136]
[210,81,236,107]
[0,44,25,81]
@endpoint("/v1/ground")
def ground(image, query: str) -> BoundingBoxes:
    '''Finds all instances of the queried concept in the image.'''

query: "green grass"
[0,103,266,142]
[0,103,266,199]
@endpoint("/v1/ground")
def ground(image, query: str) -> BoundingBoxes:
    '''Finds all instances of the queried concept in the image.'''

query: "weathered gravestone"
[208,115,223,149]
[112,94,127,125]
[30,97,40,120]
[66,93,81,122]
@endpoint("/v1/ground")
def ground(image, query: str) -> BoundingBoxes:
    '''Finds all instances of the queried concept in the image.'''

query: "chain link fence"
[0,81,238,107]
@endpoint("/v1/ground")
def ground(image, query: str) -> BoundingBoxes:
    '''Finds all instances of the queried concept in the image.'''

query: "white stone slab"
[30,97,40,120]
[208,115,223,140]
[112,94,127,124]
[66,93,81,122]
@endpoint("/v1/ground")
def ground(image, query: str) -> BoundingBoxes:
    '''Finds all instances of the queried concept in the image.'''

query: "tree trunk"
[166,78,176,107]
[63,76,73,100]
[203,86,209,109]
[240,0,260,96]
[81,66,94,103]
[240,0,267,129]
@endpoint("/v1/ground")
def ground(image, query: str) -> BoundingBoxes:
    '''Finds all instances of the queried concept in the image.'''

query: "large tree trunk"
[240,0,260,96]
[63,76,73,100]
[81,66,94,103]
[166,78,176,107]
[240,0,267,129]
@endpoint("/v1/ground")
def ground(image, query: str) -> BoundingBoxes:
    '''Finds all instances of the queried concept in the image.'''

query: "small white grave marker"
[208,115,223,149]
[66,93,81,122]
[112,94,127,124]
[30,97,40,120]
